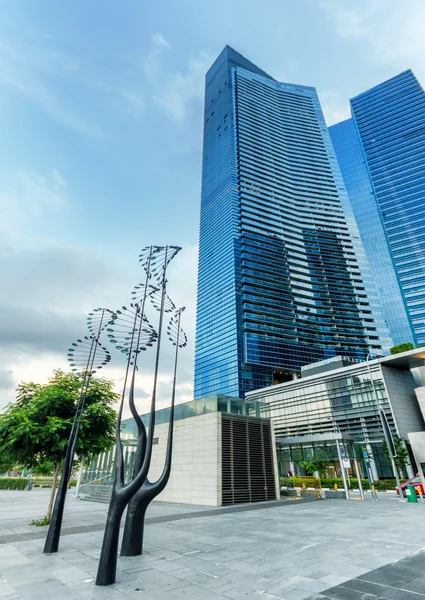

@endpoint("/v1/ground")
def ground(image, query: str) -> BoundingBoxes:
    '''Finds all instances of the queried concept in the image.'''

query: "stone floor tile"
[319,574,350,588]
[50,566,93,584]
[402,576,425,595]
[1,565,51,586]
[0,580,16,599]
[13,580,81,600]
[319,587,377,599]
[170,583,235,599]
[280,576,328,593]
[0,552,33,570]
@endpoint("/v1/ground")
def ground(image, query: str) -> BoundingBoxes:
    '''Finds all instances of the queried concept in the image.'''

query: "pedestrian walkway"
[1,489,424,599]
[308,551,425,599]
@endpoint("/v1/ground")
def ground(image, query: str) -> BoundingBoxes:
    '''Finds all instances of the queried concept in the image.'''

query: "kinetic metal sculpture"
[44,308,115,554]
[95,245,185,586]
[120,307,187,557]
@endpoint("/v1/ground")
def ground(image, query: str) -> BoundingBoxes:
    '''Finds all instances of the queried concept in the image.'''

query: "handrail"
[80,474,114,487]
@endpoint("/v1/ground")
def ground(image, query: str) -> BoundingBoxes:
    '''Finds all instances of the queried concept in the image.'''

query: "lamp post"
[366,353,404,500]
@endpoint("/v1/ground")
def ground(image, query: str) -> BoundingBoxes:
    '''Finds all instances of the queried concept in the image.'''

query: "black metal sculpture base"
[120,496,149,556]
[43,449,72,553]
[120,438,173,557]
[95,496,127,586]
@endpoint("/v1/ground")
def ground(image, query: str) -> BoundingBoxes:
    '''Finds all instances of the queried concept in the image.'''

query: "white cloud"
[0,38,104,141]
[152,33,171,49]
[319,90,352,126]
[319,0,381,39]
[0,169,68,237]
[320,0,425,83]
[0,240,198,413]
[0,197,198,415]
[142,37,213,124]
[19,169,67,211]
[120,90,145,118]
[157,54,212,123]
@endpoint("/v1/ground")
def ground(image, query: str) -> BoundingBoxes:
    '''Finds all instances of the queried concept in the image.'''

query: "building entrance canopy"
[275,431,366,482]
[276,431,359,459]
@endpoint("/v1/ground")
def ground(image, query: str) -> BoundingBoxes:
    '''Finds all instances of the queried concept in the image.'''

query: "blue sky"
[1,0,424,410]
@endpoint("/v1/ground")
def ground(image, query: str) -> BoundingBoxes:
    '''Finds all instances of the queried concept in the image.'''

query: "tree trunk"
[47,463,60,521]
[121,497,149,557]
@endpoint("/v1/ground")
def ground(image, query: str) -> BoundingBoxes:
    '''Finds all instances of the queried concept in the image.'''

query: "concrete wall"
[408,431,425,484]
[381,365,425,437]
[414,386,425,423]
[148,411,222,506]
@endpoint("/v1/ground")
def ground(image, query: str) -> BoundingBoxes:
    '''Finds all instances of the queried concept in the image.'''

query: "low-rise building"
[247,349,425,480]
[79,395,279,506]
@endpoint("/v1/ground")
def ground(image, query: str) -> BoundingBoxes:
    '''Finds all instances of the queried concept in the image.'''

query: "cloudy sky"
[1,0,424,414]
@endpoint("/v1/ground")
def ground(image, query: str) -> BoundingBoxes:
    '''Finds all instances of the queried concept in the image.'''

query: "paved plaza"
[1,489,425,599]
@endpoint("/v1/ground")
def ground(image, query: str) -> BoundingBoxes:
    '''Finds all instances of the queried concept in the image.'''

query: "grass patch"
[29,516,51,527]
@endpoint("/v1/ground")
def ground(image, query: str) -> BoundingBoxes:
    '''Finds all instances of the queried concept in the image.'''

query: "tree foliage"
[300,459,328,476]
[390,342,414,355]
[383,435,409,471]
[298,447,329,476]
[0,370,118,473]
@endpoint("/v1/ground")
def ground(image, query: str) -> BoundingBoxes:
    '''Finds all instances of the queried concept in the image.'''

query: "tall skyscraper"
[330,70,425,347]
[194,47,390,399]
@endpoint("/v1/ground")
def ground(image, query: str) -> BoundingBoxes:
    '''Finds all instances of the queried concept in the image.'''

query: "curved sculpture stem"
[44,311,106,554]
[96,247,170,586]
[120,308,181,557]
[95,496,127,586]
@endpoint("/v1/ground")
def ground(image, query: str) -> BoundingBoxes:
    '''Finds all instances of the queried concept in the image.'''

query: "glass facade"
[275,439,365,481]
[195,46,387,399]
[330,119,413,346]
[248,358,421,479]
[331,70,425,346]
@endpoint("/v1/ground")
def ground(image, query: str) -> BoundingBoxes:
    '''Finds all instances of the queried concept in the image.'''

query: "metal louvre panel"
[221,416,234,505]
[232,419,250,503]
[248,420,265,502]
[262,422,277,500]
[221,414,276,505]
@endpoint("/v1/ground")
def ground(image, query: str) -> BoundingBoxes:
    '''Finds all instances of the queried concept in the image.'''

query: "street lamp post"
[366,353,404,501]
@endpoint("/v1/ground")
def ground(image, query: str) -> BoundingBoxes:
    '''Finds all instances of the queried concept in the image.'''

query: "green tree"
[299,459,328,476]
[383,435,409,473]
[300,449,329,476]
[390,342,414,355]
[0,370,118,520]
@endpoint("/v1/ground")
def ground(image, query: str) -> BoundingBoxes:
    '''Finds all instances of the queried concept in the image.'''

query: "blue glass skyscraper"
[194,47,389,399]
[330,70,425,346]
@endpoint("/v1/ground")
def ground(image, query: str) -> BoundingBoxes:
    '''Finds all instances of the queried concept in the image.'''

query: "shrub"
[281,476,320,488]
[373,479,402,491]
[32,478,77,488]
[0,478,29,490]
[281,476,404,491]
[0,477,77,490]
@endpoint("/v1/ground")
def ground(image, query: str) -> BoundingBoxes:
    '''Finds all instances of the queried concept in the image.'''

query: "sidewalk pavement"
[1,489,425,599]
